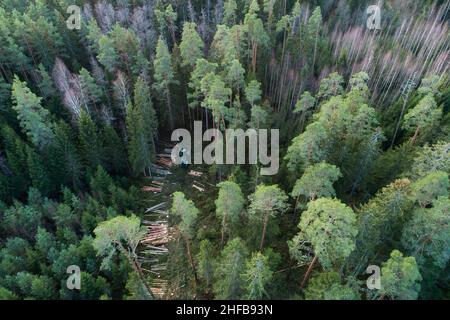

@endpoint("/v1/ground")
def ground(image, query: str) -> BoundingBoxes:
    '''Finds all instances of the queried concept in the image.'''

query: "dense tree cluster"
[0,0,449,300]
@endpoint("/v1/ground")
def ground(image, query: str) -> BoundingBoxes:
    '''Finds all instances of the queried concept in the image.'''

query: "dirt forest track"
[137,139,216,299]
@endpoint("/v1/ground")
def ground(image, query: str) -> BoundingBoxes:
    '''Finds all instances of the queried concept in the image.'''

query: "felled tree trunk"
[301,255,318,288]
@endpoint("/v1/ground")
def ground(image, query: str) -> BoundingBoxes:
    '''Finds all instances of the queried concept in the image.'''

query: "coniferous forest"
[0,0,449,301]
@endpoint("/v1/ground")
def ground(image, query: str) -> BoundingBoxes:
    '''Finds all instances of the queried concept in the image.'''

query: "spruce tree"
[213,237,248,299]
[11,76,54,149]
[153,37,177,130]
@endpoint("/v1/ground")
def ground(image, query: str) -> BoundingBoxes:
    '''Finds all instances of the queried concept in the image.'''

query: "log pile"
[193,180,206,192]
[141,223,171,247]
[151,164,171,176]
[188,170,203,177]
[145,202,166,213]
[156,155,173,168]
[150,279,168,299]
[142,186,162,192]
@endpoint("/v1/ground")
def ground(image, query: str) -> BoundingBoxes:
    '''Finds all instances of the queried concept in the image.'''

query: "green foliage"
[215,180,245,244]
[153,36,176,129]
[245,80,262,107]
[93,214,145,271]
[223,0,238,26]
[11,76,54,149]
[171,192,199,239]
[180,22,204,68]
[0,0,449,301]
[291,162,342,201]
[317,72,344,101]
[248,184,289,249]
[196,239,215,288]
[126,100,152,177]
[289,198,357,269]
[285,122,329,172]
[380,250,422,300]
[402,196,450,270]
[78,112,103,171]
[402,94,441,141]
[305,272,360,300]
[408,141,450,180]
[410,171,449,207]
[213,237,248,299]
[350,179,413,273]
[243,252,273,299]
[294,91,316,114]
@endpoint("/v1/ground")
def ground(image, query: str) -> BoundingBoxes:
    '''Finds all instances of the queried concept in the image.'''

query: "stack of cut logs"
[141,223,171,246]
[142,181,163,193]
[156,153,173,168]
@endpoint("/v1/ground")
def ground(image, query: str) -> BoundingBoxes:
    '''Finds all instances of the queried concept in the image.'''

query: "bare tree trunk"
[312,30,318,75]
[259,211,269,251]
[118,246,155,299]
[166,86,175,131]
[220,213,227,248]
[410,126,420,145]
[252,42,258,74]
[185,236,199,284]
[301,255,318,288]
[391,98,409,148]
[131,257,156,299]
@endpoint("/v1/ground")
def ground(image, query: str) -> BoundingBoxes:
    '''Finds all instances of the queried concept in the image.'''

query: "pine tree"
[245,80,262,107]
[285,122,329,172]
[306,7,323,73]
[248,104,269,130]
[349,178,413,275]
[402,94,441,144]
[26,147,53,196]
[248,185,289,250]
[402,196,450,271]
[155,4,178,45]
[201,73,231,128]
[98,35,119,73]
[36,64,56,99]
[293,91,316,131]
[223,0,238,26]
[408,141,450,180]
[171,192,200,283]
[244,0,269,73]
[180,22,204,69]
[291,162,342,205]
[79,68,103,105]
[379,250,422,300]
[188,59,218,110]
[215,180,245,247]
[289,198,357,287]
[304,272,360,300]
[317,72,344,101]
[93,215,154,299]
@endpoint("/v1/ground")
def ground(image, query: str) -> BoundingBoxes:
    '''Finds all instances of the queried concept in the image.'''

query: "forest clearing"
[0,0,449,302]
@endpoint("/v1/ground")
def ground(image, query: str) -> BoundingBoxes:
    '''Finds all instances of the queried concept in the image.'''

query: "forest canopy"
[0,0,449,301]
